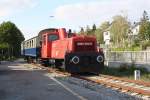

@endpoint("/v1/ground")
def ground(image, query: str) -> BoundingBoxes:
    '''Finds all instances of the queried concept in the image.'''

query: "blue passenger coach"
[21,36,40,59]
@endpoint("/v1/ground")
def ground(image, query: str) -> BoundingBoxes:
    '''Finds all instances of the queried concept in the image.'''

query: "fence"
[104,51,150,71]
[104,51,150,64]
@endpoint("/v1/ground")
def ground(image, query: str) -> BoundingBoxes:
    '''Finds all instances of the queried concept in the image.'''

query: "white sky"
[0,0,149,40]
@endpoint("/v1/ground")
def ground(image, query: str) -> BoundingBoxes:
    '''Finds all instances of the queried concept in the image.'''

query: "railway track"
[73,75,150,97]
[31,63,150,99]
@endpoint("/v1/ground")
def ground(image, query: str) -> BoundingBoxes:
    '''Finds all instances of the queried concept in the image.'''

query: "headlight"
[71,56,80,64]
[97,55,103,63]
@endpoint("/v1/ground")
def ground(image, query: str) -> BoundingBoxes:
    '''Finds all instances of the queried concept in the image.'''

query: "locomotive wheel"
[54,59,66,71]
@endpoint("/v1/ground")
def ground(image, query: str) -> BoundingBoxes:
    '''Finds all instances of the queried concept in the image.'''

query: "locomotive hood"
[67,35,97,52]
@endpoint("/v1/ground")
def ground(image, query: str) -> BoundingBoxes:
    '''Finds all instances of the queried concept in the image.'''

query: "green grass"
[101,66,150,82]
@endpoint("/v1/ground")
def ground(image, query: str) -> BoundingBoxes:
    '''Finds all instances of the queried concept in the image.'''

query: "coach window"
[32,40,33,47]
[48,34,59,41]
[30,41,31,48]
[27,42,29,48]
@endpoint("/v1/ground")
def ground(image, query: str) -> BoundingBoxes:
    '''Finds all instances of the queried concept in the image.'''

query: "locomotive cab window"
[48,34,59,41]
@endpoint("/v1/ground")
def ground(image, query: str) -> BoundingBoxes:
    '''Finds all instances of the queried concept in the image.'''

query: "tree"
[85,24,97,36]
[139,11,150,41]
[79,27,84,35]
[0,21,25,57]
[95,21,110,44]
[139,21,150,41]
[83,24,97,36]
[92,24,96,31]
[0,43,9,49]
[95,29,103,44]
[85,25,91,35]
[99,21,110,30]
[145,23,150,40]
[110,15,129,47]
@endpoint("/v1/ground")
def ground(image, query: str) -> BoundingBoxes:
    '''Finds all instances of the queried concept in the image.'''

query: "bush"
[102,64,149,77]
[119,63,129,72]
[102,67,119,76]
[141,41,150,50]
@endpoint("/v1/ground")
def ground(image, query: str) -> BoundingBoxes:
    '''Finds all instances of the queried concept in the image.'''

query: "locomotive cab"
[39,28,66,58]
[41,31,59,58]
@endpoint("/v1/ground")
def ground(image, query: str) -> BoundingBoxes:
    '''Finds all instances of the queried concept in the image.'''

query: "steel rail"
[100,75,150,87]
[73,75,150,96]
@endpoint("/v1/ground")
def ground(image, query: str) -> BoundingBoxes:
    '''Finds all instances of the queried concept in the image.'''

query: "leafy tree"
[110,15,129,47]
[95,29,104,44]
[84,24,97,36]
[95,21,110,44]
[139,11,150,41]
[0,43,9,49]
[92,24,96,31]
[145,23,150,40]
[0,21,25,57]
[99,21,110,30]
[139,21,150,41]
[79,27,84,35]
[85,25,91,35]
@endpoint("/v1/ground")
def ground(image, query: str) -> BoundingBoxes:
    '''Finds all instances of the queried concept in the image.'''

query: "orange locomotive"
[21,28,104,74]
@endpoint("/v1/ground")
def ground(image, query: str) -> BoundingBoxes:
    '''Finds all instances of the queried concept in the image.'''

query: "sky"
[0,0,150,40]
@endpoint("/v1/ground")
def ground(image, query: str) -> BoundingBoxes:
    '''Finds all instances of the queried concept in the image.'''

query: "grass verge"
[101,66,150,82]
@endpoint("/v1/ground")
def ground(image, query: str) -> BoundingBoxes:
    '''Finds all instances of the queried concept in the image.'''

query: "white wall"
[104,51,150,72]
